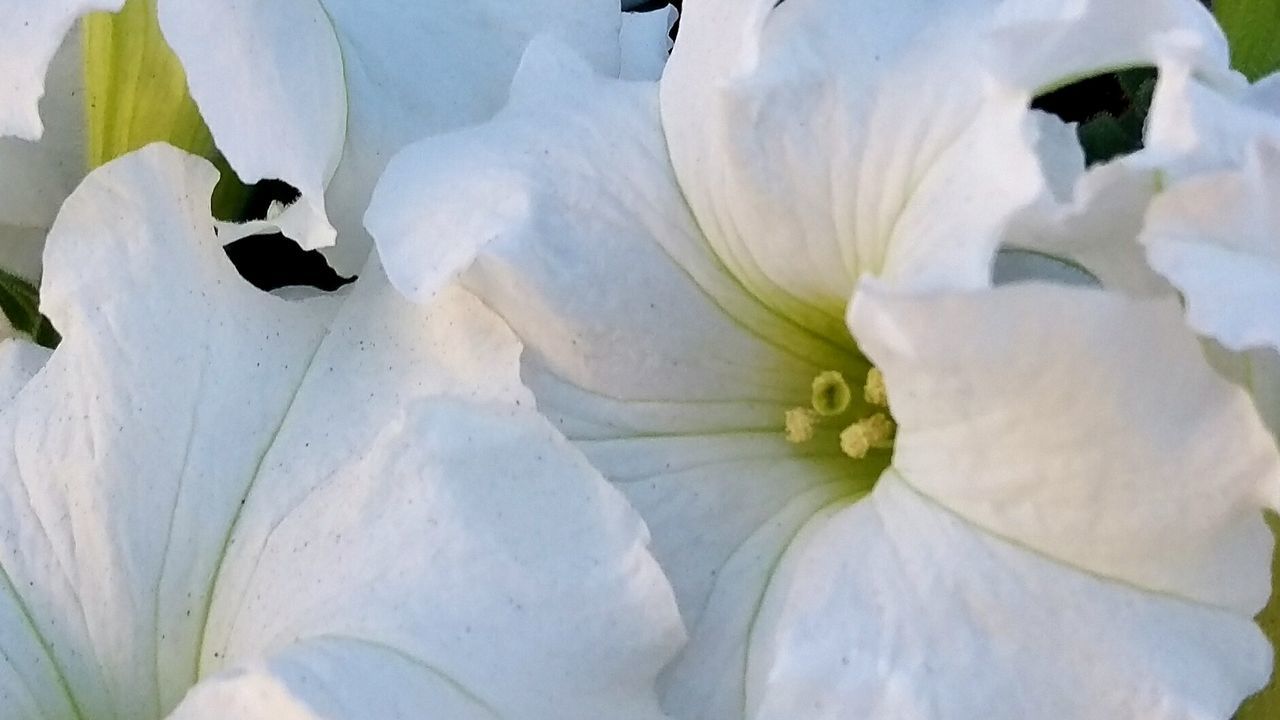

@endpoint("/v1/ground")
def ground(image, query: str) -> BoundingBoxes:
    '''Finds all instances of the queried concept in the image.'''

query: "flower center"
[785,367,896,460]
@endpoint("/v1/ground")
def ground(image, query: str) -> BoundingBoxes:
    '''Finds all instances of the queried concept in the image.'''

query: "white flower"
[0,144,684,719]
[0,0,674,291]
[366,0,1280,717]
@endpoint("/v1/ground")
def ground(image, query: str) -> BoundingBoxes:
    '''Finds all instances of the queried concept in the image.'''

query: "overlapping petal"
[1004,16,1263,297]
[751,473,1271,719]
[0,0,122,139]
[714,282,1280,719]
[0,23,86,283]
[662,0,1233,339]
[851,281,1280,612]
[370,3,1280,716]
[0,144,683,719]
[159,0,624,266]
[369,41,879,718]
[2,0,643,281]
[1142,139,1280,353]
[659,0,1041,338]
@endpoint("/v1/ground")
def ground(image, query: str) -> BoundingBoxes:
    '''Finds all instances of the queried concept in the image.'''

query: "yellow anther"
[810,370,852,417]
[864,367,888,407]
[785,407,820,444]
[839,413,896,459]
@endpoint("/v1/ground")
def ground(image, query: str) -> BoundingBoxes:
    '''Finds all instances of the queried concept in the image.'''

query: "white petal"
[660,0,1230,334]
[1143,139,1280,353]
[749,475,1272,719]
[849,280,1280,614]
[160,0,622,265]
[370,39,852,406]
[999,111,1169,293]
[169,637,500,720]
[1003,158,1174,296]
[156,0,345,251]
[372,40,889,718]
[185,397,681,720]
[988,0,1231,93]
[0,0,122,139]
[0,21,87,281]
[997,7,1240,299]
[1145,63,1280,176]
[620,5,675,81]
[659,0,1045,338]
[0,144,683,718]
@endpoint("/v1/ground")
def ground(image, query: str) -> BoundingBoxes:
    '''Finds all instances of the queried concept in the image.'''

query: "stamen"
[863,367,888,407]
[785,407,819,444]
[810,370,852,416]
[839,413,895,459]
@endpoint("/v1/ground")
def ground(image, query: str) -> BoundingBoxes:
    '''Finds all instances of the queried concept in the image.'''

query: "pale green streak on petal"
[1216,0,1280,81]
[83,0,213,168]
[1238,512,1280,720]
[83,0,253,219]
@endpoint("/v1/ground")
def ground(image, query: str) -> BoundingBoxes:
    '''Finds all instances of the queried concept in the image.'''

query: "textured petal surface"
[0,145,682,719]
[659,0,1042,338]
[0,0,122,139]
[161,0,622,266]
[370,40,887,720]
[850,281,1280,613]
[660,0,1229,337]
[156,0,344,251]
[1143,139,1280,353]
[749,475,1272,720]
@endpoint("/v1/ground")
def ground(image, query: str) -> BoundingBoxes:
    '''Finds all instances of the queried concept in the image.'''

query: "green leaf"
[1216,0,1280,81]
[0,269,59,349]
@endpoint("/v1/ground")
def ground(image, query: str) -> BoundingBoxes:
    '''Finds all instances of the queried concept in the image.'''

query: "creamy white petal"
[1145,63,1280,176]
[850,281,1280,613]
[0,21,87,282]
[998,5,1240,298]
[161,0,622,267]
[0,0,122,139]
[659,0,1045,338]
[156,0,344,251]
[1143,139,1280,353]
[0,144,683,719]
[620,5,675,81]
[0,339,47,401]
[989,0,1231,92]
[749,475,1272,720]
[370,39,853,405]
[371,40,892,718]
[169,637,501,720]
[182,396,682,720]
[1003,158,1173,296]
[660,0,1231,336]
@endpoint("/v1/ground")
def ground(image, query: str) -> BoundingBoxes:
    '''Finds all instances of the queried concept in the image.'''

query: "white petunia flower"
[0,0,674,297]
[0,143,685,719]
[367,0,1280,717]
